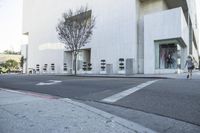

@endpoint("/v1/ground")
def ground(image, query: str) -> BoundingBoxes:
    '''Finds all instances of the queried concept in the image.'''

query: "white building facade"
[22,0,199,74]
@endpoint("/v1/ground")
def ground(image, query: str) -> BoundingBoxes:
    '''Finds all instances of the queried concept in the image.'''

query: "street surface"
[0,74,200,132]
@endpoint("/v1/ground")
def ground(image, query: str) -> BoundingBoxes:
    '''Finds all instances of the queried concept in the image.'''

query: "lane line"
[36,80,62,86]
[101,80,159,103]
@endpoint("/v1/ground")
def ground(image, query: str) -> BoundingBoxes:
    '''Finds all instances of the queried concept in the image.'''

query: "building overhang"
[165,0,188,12]
[165,0,189,25]
[140,0,189,20]
[154,38,187,48]
[141,0,200,56]
[140,0,188,10]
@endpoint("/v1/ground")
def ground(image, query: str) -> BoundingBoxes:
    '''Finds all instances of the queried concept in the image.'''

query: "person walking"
[185,55,195,79]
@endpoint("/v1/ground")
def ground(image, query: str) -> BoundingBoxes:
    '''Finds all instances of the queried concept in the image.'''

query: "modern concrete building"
[22,0,199,74]
[21,44,28,73]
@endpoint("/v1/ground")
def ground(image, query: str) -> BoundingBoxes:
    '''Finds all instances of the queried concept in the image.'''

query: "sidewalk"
[0,88,156,133]
[77,70,200,79]
[10,70,200,79]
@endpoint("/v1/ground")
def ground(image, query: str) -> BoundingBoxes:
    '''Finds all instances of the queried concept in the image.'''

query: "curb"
[61,98,157,133]
[75,75,171,79]
[3,73,186,79]
[28,74,172,79]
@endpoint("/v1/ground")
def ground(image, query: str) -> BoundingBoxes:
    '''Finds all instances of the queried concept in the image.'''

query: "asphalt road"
[115,79,200,126]
[0,75,152,99]
[0,74,200,132]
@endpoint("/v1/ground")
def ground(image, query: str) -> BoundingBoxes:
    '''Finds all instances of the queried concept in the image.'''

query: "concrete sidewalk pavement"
[11,70,200,80]
[0,88,156,133]
[76,70,200,79]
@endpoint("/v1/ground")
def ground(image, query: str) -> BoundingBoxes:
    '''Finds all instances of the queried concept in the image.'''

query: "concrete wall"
[137,0,168,73]
[186,0,199,62]
[144,8,189,74]
[90,0,138,74]
[23,0,138,74]
[23,0,194,74]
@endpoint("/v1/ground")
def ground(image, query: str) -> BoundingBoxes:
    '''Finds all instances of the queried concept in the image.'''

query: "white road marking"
[36,80,62,86]
[101,80,159,103]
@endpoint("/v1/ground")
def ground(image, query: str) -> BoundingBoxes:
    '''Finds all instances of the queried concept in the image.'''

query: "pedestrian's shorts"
[188,66,194,70]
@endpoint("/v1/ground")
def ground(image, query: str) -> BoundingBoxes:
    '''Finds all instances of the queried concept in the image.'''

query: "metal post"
[177,45,181,74]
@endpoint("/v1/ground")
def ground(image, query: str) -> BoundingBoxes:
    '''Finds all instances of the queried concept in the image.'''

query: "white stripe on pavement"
[101,80,159,103]
[36,80,62,86]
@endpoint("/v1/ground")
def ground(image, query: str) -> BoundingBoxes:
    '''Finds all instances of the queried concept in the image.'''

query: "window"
[158,44,177,69]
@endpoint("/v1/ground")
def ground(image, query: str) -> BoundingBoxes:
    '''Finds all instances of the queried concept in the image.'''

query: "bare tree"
[56,6,95,75]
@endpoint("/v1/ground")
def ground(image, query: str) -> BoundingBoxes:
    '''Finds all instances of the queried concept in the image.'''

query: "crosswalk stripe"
[101,80,159,103]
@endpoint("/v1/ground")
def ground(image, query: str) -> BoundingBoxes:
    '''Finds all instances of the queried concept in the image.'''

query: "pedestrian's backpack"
[192,62,195,69]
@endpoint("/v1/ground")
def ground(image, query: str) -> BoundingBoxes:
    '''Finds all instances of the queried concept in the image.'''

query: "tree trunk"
[74,53,77,76]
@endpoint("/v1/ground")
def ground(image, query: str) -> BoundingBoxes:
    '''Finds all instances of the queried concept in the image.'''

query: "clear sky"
[0,0,200,53]
[0,0,23,52]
